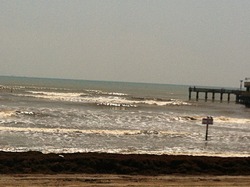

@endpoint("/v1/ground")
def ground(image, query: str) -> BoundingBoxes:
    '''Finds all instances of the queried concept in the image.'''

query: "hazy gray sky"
[1,0,250,87]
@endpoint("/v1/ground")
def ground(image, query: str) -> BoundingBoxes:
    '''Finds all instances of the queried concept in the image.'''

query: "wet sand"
[0,151,249,186]
[1,174,250,186]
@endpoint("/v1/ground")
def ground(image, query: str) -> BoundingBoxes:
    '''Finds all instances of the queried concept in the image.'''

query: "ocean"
[0,76,249,157]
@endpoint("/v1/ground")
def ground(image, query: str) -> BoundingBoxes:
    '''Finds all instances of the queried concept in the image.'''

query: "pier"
[188,79,250,107]
[188,87,241,102]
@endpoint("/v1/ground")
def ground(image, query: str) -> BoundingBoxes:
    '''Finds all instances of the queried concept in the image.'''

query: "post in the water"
[202,116,213,141]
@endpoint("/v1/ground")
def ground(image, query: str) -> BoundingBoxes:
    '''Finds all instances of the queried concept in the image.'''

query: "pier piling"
[220,92,223,102]
[205,92,208,101]
[196,92,199,101]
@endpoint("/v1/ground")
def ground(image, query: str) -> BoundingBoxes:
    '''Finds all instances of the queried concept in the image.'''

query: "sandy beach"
[0,151,250,186]
[1,174,250,186]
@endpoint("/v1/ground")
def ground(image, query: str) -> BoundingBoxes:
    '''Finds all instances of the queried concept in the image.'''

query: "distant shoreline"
[0,151,249,175]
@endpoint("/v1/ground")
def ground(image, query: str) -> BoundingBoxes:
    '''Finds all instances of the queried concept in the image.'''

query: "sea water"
[0,76,249,157]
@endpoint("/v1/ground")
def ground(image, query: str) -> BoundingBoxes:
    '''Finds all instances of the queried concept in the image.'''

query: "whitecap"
[0,110,16,118]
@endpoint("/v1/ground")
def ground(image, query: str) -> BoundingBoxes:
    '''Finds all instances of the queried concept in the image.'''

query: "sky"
[1,0,250,87]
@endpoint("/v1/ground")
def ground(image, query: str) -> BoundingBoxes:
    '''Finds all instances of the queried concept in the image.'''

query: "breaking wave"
[0,126,187,137]
[15,90,191,107]
[0,110,16,118]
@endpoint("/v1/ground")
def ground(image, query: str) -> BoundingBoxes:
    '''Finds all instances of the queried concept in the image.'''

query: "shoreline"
[0,151,249,175]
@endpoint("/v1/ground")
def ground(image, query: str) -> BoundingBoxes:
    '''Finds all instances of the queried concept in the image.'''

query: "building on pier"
[238,79,250,107]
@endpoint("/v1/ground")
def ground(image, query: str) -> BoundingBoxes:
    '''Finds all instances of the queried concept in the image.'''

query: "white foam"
[0,125,248,157]
[17,91,190,107]
[0,126,187,137]
[1,147,248,158]
[132,99,191,106]
[26,91,81,100]
[0,110,16,118]
[175,115,250,125]
[86,89,128,96]
[216,116,250,124]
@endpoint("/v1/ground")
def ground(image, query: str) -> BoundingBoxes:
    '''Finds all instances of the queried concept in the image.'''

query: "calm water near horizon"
[0,76,249,157]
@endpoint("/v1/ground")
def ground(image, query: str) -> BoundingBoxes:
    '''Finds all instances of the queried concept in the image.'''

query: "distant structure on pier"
[239,78,250,107]
[189,78,250,107]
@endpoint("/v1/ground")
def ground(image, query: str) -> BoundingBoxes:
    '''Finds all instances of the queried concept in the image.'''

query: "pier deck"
[188,87,241,102]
